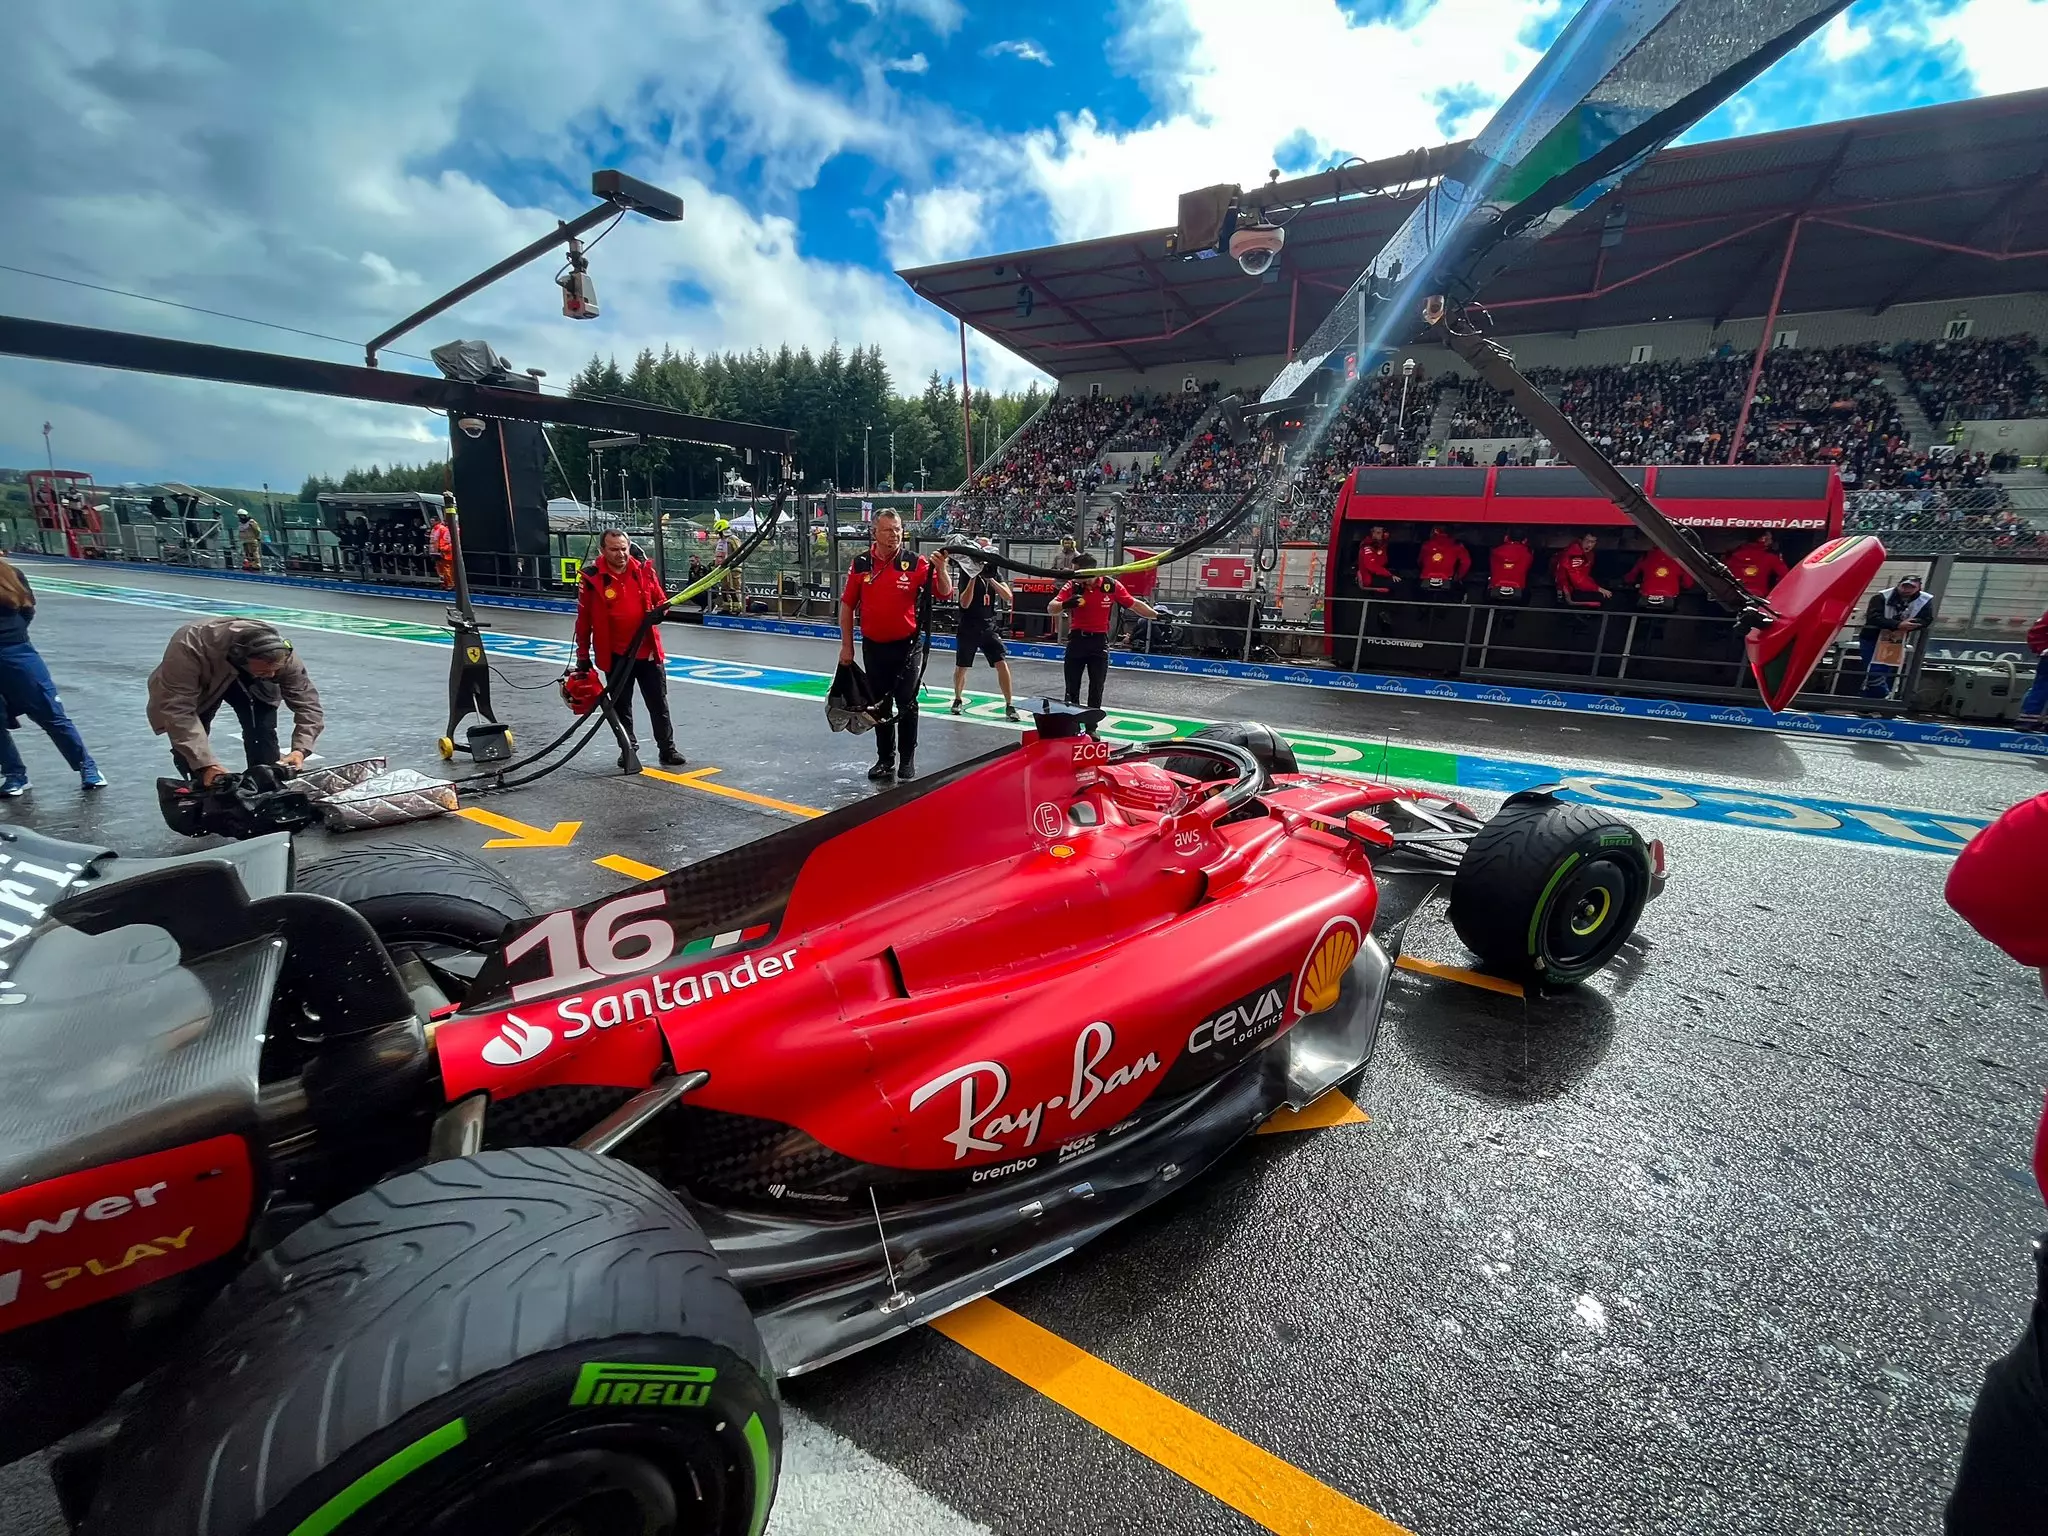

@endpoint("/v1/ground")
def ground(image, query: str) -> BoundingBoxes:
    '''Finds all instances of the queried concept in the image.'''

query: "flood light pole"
[364,169,684,368]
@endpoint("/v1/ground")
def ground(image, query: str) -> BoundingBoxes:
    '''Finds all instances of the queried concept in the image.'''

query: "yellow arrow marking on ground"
[934,1299,1410,1536]
[454,806,582,849]
[594,853,667,881]
[1394,955,1525,998]
[641,765,824,819]
[1256,1089,1370,1135]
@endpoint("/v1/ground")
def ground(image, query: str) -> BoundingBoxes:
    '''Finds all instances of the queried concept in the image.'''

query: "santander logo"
[480,1013,554,1067]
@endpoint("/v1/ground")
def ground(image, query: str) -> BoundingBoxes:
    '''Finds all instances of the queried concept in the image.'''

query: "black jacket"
[1859,588,1935,642]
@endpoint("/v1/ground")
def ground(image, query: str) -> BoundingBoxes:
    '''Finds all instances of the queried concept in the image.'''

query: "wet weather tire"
[296,840,534,948]
[83,1148,780,1536]
[1448,797,1651,986]
[1159,721,1297,787]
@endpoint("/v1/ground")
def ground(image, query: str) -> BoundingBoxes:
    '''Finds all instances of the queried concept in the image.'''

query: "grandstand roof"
[899,89,2048,380]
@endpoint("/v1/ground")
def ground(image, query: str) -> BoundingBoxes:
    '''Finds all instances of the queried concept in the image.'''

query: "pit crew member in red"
[575,528,684,768]
[1942,792,2048,1531]
[1354,526,1396,595]
[839,509,951,783]
[1049,573,1160,712]
[1416,525,1471,594]
[1553,532,1611,607]
[1624,549,1694,605]
[1727,533,1788,598]
[1489,531,1534,599]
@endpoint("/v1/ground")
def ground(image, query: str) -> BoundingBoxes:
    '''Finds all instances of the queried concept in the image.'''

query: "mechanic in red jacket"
[2016,604,2047,732]
[1624,549,1694,607]
[1727,532,1789,599]
[838,509,951,783]
[1416,525,1472,596]
[1943,792,2048,1531]
[1489,531,1535,601]
[1050,573,1160,712]
[575,528,685,768]
[1553,532,1611,607]
[1355,525,1397,595]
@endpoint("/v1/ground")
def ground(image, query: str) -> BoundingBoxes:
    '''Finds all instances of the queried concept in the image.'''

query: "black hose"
[945,473,1277,583]
[450,484,792,795]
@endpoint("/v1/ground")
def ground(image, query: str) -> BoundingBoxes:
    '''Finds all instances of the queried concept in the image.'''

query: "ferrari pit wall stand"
[0,697,1662,1535]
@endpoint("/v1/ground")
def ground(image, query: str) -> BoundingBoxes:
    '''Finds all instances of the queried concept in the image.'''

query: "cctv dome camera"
[458,417,487,440]
[1228,222,1284,277]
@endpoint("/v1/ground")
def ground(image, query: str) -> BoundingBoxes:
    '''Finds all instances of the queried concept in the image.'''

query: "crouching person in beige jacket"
[145,618,324,785]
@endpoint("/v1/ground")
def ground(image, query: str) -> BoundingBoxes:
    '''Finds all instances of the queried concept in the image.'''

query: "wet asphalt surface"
[2,566,2044,1535]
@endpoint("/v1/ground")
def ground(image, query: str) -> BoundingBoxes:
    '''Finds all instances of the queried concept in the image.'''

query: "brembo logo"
[481,1014,554,1067]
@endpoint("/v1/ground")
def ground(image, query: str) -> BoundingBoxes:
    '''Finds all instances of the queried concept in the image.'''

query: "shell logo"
[1294,916,1361,1017]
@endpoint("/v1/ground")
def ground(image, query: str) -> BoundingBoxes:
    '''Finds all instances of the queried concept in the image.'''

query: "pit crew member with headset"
[839,509,951,783]
[146,617,323,784]
[1048,571,1160,712]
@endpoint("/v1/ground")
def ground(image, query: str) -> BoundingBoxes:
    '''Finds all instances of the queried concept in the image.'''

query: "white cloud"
[1928,0,2048,95]
[1817,9,1874,62]
[1012,0,1563,244]
[0,0,1031,487]
[884,53,930,75]
[986,39,1054,66]
[882,186,988,270]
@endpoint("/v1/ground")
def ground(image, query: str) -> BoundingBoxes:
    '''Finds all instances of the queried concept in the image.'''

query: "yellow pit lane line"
[934,1300,1410,1536]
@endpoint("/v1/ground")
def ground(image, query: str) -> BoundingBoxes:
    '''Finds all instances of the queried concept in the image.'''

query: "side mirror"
[1745,535,1887,712]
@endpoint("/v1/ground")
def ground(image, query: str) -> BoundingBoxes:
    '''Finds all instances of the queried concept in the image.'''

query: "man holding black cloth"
[839,510,952,782]
[949,539,1019,722]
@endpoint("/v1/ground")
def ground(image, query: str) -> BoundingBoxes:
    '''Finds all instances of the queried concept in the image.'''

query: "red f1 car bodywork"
[435,718,1407,1371]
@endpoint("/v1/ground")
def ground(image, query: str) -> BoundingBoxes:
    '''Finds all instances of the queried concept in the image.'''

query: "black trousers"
[606,657,675,750]
[1948,1237,2048,1531]
[862,636,920,763]
[172,679,278,776]
[1064,631,1110,710]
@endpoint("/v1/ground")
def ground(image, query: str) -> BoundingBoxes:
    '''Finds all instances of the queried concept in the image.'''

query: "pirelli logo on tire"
[570,1362,719,1409]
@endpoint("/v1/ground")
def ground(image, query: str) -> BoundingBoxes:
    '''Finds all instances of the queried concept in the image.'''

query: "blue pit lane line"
[31,574,1999,857]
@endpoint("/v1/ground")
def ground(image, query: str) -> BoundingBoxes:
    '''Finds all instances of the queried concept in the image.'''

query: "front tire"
[1448,797,1651,986]
[84,1148,780,1536]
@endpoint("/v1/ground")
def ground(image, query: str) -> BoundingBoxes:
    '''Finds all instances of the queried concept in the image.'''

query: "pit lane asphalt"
[2,566,2043,1536]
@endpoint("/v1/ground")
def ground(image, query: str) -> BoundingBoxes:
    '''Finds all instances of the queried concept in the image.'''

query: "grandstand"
[899,89,2048,565]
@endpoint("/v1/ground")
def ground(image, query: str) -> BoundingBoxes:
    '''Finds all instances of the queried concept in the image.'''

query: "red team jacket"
[1356,540,1395,587]
[1554,546,1603,596]
[1727,540,1788,598]
[1625,552,1695,601]
[1418,534,1471,584]
[1489,540,1534,592]
[575,554,668,668]
[1944,793,2048,1203]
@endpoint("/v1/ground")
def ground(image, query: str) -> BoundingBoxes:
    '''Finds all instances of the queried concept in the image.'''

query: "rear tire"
[1448,797,1651,986]
[84,1148,781,1536]
[1158,721,1298,787]
[296,840,533,948]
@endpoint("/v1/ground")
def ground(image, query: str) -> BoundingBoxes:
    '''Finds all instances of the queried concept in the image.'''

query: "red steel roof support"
[1726,215,1804,464]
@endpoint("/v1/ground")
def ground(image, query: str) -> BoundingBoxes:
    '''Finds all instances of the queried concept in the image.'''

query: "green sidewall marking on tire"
[286,1417,468,1536]
[1526,853,1582,954]
[744,1412,774,1536]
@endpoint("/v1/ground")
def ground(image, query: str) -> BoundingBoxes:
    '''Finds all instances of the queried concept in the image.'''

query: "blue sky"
[2,0,2043,488]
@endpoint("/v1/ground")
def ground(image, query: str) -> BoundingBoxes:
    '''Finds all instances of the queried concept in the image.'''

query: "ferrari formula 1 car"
[0,704,1661,1535]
